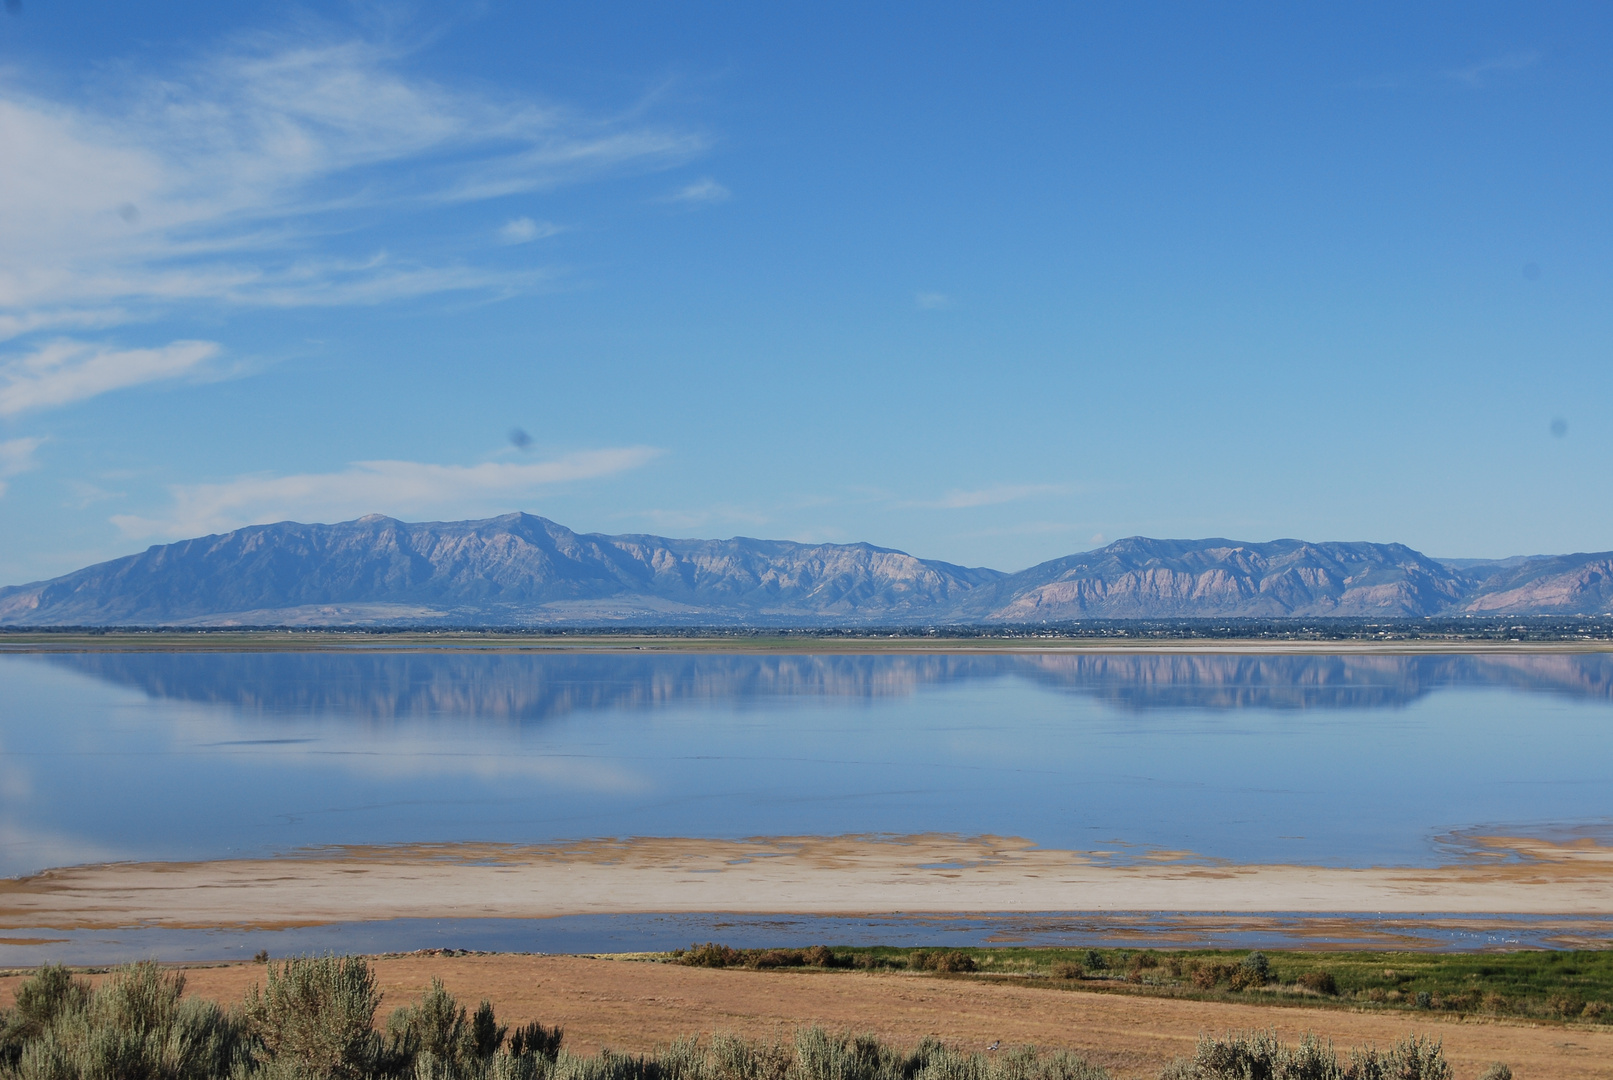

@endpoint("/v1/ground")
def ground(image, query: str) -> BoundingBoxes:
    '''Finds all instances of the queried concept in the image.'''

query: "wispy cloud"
[497,216,559,244]
[0,339,219,416]
[0,436,44,497]
[662,177,730,204]
[111,446,664,540]
[914,291,951,310]
[1444,51,1540,88]
[905,483,1068,510]
[0,34,703,328]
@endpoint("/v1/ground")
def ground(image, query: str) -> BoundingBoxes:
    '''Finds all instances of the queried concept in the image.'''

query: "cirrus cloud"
[0,436,44,497]
[110,446,665,541]
[662,177,731,204]
[0,339,220,417]
[0,34,704,328]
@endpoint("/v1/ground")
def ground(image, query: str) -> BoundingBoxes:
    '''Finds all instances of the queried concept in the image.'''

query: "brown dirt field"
[4,955,1608,1080]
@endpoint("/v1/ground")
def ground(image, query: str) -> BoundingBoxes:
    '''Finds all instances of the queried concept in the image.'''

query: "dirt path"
[4,955,1606,1079]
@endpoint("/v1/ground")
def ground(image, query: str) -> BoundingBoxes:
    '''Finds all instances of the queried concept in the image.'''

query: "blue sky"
[0,2,1609,584]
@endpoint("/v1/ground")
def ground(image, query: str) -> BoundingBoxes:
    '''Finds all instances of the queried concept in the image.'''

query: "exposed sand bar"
[5,834,1611,931]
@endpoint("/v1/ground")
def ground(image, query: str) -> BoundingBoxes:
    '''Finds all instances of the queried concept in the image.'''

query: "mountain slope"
[0,513,1000,626]
[1459,551,1613,614]
[3,515,1612,626]
[958,537,1472,620]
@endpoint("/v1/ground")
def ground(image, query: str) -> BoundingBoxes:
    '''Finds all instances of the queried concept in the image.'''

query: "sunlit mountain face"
[4,514,1613,626]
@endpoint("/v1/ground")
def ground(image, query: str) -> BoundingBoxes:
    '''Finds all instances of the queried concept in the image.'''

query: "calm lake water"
[1,649,1610,879]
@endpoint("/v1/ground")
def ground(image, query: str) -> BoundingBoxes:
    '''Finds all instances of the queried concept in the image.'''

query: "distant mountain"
[0,513,999,626]
[959,537,1470,620]
[1,513,1611,626]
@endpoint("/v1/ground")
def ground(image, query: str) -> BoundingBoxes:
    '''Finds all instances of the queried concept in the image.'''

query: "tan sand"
[4,834,1611,931]
[3,955,1606,1080]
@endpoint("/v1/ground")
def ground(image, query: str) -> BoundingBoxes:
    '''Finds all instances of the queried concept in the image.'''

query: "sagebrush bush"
[1159,1030,1461,1080]
[508,1021,564,1062]
[243,953,384,1079]
[2,962,244,1080]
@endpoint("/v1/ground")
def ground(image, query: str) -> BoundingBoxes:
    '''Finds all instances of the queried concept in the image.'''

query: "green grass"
[663,944,1613,1024]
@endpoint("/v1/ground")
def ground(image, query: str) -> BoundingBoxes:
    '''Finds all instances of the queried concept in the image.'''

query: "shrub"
[1082,949,1105,972]
[682,943,746,969]
[509,1020,564,1062]
[1298,971,1338,996]
[387,978,472,1063]
[1582,1000,1609,1021]
[1547,993,1585,1018]
[1476,1065,1512,1080]
[710,1031,791,1080]
[910,951,977,974]
[242,954,384,1079]
[2,965,90,1049]
[752,950,807,970]
[1239,952,1270,983]
[9,962,243,1080]
[802,946,836,968]
[1345,1035,1452,1080]
[1127,954,1160,981]
[1050,962,1083,981]
[1165,1029,1344,1080]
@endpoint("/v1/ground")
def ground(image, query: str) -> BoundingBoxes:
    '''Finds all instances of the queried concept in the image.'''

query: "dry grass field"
[4,954,1607,1079]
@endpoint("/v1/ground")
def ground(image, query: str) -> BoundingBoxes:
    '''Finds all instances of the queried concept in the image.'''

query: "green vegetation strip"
[665,944,1613,1025]
[0,957,1501,1080]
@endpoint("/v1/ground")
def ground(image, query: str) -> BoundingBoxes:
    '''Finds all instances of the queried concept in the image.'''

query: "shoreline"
[6,833,1611,933]
[4,631,1613,654]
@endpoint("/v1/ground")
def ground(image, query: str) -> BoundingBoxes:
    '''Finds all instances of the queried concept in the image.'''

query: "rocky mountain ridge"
[1,512,1610,626]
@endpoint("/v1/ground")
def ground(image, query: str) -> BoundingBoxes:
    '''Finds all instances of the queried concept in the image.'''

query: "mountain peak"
[2,514,1611,626]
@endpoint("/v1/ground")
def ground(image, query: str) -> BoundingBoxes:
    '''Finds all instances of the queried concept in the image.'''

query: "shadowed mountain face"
[2,514,1612,625]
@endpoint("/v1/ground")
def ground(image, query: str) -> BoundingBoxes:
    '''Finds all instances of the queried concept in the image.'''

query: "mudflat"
[4,834,1611,931]
[3,955,1605,1080]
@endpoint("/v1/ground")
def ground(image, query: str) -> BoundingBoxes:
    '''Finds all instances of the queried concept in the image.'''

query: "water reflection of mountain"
[41,651,1613,720]
[1017,652,1613,710]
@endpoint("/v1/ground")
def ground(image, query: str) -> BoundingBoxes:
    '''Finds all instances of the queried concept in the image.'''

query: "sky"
[0,2,1610,584]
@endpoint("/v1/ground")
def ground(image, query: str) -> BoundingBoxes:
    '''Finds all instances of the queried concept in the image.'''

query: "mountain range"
[2,512,1611,626]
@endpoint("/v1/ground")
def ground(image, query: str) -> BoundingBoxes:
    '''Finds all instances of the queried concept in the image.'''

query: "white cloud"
[914,291,951,310]
[663,177,731,204]
[906,483,1068,510]
[0,436,44,497]
[1443,51,1540,88]
[0,339,219,416]
[0,35,703,325]
[111,446,664,540]
[497,216,559,244]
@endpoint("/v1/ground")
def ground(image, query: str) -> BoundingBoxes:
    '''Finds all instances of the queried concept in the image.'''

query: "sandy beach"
[4,833,1610,931]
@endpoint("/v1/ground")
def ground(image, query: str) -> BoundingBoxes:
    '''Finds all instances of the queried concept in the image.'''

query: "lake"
[2,648,1609,882]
